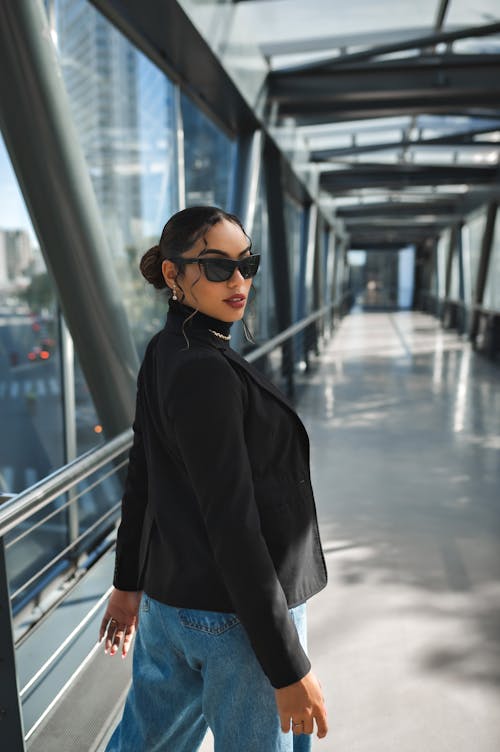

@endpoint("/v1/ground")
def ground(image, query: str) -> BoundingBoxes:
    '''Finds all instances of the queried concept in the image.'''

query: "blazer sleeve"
[113,364,148,591]
[167,353,311,689]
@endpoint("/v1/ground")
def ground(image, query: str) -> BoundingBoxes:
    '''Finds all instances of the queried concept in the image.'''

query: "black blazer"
[113,298,327,689]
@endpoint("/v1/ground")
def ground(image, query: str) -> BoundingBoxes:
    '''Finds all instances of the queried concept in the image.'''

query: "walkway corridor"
[302,311,500,751]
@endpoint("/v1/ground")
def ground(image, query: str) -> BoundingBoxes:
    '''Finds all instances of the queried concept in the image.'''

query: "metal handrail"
[0,303,335,541]
[0,429,133,538]
[245,302,334,363]
[10,500,122,601]
[5,459,127,551]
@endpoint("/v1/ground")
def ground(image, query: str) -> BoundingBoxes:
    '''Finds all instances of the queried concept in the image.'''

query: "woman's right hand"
[99,588,142,658]
[274,670,328,739]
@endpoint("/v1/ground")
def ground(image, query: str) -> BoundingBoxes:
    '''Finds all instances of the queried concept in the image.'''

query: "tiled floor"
[301,311,500,751]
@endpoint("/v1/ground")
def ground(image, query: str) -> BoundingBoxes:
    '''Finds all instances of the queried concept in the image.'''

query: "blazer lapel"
[222,348,309,439]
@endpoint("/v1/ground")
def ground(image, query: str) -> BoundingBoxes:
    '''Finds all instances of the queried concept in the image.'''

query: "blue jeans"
[105,594,311,752]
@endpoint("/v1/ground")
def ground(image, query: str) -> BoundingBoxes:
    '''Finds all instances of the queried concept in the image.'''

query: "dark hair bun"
[139,245,166,289]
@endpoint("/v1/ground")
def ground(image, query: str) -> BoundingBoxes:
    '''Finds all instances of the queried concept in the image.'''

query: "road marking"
[0,378,60,399]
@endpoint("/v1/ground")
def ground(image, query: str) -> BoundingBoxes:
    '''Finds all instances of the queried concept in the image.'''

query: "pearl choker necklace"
[208,328,231,341]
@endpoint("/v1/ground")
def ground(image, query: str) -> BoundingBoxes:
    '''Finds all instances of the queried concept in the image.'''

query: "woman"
[99,206,328,751]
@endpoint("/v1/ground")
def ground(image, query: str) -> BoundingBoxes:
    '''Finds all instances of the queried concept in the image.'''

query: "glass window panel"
[437,230,449,298]
[461,224,472,305]
[335,244,346,303]
[398,245,415,309]
[412,149,454,164]
[0,135,65,495]
[453,37,500,55]
[181,93,236,209]
[356,129,402,146]
[177,0,267,109]
[232,0,437,49]
[305,133,352,150]
[467,210,487,302]
[0,134,73,605]
[245,176,278,342]
[6,501,69,614]
[74,353,105,455]
[284,195,305,320]
[74,463,123,548]
[445,0,500,27]
[359,152,399,164]
[449,244,460,300]
[54,0,178,358]
[483,209,500,311]
[356,250,399,309]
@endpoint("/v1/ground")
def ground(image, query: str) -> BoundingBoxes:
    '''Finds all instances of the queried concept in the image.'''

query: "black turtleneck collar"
[163,298,233,349]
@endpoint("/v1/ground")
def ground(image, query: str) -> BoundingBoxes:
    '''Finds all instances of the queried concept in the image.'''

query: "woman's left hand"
[99,588,143,658]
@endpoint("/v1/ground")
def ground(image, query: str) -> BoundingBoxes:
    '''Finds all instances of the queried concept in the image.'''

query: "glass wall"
[398,246,415,309]
[483,208,500,311]
[436,229,450,299]
[176,0,267,110]
[284,195,305,320]
[246,177,277,342]
[2,0,187,609]
[54,0,178,358]
[449,239,461,301]
[181,93,236,209]
[325,229,336,308]
[465,209,487,303]
[0,135,72,608]
[334,241,346,304]
[0,135,64,495]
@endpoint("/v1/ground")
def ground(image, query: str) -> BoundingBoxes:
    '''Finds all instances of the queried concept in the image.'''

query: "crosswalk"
[0,377,60,400]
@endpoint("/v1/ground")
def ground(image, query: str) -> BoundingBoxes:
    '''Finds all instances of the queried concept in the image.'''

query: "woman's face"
[161,219,253,323]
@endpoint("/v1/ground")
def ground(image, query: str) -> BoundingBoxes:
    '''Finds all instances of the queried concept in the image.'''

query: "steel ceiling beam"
[349,229,440,243]
[434,0,451,32]
[295,109,500,126]
[342,216,460,227]
[310,125,500,160]
[320,163,499,192]
[336,202,458,217]
[269,55,500,123]
[277,21,500,74]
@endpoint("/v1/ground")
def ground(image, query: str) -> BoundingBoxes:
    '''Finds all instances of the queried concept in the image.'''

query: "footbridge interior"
[0,1,499,750]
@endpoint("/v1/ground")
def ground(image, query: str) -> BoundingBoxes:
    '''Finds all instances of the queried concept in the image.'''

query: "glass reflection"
[247,177,277,341]
[0,135,65,495]
[483,208,500,310]
[181,93,236,209]
[54,0,178,358]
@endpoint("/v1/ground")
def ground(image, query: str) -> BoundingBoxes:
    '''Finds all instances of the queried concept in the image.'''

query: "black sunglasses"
[170,253,260,282]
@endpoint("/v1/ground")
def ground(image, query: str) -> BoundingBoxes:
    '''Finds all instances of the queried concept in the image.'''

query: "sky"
[0,135,37,244]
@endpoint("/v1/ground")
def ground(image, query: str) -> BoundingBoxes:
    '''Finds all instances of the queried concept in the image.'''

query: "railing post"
[0,537,26,751]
